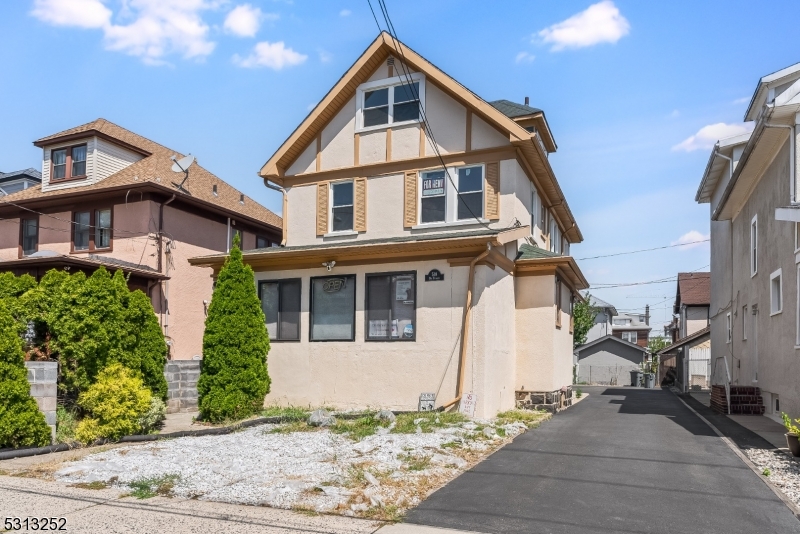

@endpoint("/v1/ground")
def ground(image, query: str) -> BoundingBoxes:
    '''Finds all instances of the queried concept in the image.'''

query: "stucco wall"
[255,259,523,418]
[515,274,562,392]
[685,306,709,336]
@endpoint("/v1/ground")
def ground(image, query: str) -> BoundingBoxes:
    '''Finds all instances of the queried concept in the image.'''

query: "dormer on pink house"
[190,33,588,418]
[0,119,282,366]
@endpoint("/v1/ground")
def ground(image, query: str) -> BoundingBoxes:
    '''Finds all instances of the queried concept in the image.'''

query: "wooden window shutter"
[485,162,500,220]
[403,171,417,228]
[354,178,367,232]
[316,182,328,236]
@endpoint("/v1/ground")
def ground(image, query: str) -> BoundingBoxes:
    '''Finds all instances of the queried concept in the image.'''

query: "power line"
[589,264,710,289]
[576,239,710,261]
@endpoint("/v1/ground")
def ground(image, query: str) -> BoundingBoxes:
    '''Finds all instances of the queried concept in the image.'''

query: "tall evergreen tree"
[197,236,270,422]
[0,300,51,448]
[124,289,168,400]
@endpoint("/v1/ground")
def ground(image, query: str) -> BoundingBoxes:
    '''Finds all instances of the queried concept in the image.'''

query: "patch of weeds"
[55,405,79,444]
[495,427,506,438]
[262,405,310,422]
[399,453,431,472]
[576,388,583,399]
[363,504,404,522]
[291,504,320,516]
[393,411,467,434]
[127,474,179,499]
[330,413,383,441]
[343,464,368,488]
[440,441,460,449]
[69,480,110,490]
[496,409,550,428]
[269,421,313,434]
[763,468,771,476]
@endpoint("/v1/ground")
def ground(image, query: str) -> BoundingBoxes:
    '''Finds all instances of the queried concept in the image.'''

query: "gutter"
[264,179,288,246]
[440,243,492,411]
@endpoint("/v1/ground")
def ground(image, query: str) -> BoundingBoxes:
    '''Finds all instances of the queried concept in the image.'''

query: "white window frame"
[622,331,637,343]
[355,73,425,133]
[328,180,355,235]
[414,163,487,228]
[742,305,747,340]
[750,214,758,277]
[795,222,800,253]
[726,312,732,343]
[770,268,783,316]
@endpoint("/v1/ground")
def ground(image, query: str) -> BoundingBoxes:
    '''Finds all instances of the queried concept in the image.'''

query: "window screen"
[310,275,356,341]
[260,279,301,341]
[366,272,416,341]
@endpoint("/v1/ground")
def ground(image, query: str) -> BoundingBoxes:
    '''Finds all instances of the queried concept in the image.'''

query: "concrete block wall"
[25,361,57,442]
[165,360,201,413]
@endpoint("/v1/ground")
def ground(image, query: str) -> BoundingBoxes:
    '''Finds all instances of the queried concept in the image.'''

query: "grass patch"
[363,504,404,522]
[440,441,460,449]
[291,504,320,516]
[69,480,110,490]
[55,405,79,444]
[126,474,179,499]
[495,409,550,428]
[399,453,431,472]
[269,420,314,434]
[262,405,310,422]
[330,413,382,440]
[393,411,467,434]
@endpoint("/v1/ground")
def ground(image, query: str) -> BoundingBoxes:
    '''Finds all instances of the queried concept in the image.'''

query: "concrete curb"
[673,390,800,520]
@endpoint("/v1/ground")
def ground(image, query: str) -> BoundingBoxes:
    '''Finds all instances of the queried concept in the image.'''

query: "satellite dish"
[171,155,195,173]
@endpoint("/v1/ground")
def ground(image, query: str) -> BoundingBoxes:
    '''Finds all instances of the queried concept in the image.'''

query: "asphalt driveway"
[406,387,800,534]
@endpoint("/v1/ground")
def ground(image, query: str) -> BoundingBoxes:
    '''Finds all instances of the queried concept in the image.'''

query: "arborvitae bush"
[123,290,168,401]
[197,236,270,422]
[0,301,51,448]
[0,272,38,335]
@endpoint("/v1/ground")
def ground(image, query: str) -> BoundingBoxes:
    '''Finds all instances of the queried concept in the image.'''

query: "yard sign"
[459,392,477,418]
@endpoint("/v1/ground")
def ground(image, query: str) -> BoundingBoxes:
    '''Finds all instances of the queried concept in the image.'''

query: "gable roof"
[259,32,581,243]
[574,334,648,354]
[2,119,281,230]
[674,272,710,312]
[657,326,710,355]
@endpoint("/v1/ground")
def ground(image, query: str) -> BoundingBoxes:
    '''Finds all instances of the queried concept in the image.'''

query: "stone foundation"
[25,361,57,442]
[516,386,573,414]
[165,361,201,413]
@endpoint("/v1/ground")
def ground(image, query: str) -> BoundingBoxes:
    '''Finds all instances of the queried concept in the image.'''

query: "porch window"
[259,279,301,341]
[330,181,354,232]
[366,272,416,341]
[310,275,356,341]
[21,218,38,256]
[51,144,87,181]
[622,331,637,343]
[256,235,271,249]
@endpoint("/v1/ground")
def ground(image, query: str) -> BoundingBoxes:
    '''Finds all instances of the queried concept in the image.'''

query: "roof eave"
[33,130,152,157]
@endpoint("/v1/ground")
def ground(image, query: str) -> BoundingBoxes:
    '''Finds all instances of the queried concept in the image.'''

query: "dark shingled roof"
[675,272,711,311]
[0,168,42,183]
[515,243,562,260]
[489,99,543,118]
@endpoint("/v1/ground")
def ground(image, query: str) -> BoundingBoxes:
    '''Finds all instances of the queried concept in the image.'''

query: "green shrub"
[0,301,51,448]
[75,363,152,443]
[198,236,270,422]
[0,273,38,336]
[138,397,166,434]
[122,290,168,400]
[55,405,79,444]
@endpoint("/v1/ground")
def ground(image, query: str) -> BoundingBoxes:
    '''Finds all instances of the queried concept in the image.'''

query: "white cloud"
[32,0,218,65]
[233,41,307,70]
[340,9,351,16]
[515,51,535,64]
[671,230,710,249]
[31,0,111,29]
[537,1,630,51]
[224,4,264,37]
[318,49,333,63]
[672,122,754,152]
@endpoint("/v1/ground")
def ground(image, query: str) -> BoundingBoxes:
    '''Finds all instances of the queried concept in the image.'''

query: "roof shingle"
[676,272,711,308]
[489,99,543,118]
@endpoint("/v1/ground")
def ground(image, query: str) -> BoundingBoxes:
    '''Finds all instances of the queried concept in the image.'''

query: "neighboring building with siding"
[583,294,617,343]
[0,119,281,361]
[190,33,588,418]
[575,335,647,386]
[611,312,651,348]
[695,61,800,418]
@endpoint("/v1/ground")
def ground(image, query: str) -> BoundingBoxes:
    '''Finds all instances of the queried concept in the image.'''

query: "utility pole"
[645,305,650,326]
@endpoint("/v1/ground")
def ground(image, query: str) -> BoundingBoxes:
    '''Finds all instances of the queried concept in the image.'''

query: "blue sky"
[2,0,798,331]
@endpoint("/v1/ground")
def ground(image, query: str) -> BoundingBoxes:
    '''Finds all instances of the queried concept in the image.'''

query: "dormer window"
[52,144,87,181]
[356,74,424,132]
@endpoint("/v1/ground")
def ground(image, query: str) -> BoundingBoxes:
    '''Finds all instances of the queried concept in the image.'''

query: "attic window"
[51,144,87,181]
[356,73,425,132]
[213,184,218,196]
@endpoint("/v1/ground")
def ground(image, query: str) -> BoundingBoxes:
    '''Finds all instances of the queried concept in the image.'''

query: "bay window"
[310,275,356,341]
[51,144,87,181]
[259,279,301,341]
[357,74,424,131]
[366,272,416,341]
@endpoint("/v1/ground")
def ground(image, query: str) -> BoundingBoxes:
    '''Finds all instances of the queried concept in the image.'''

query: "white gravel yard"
[744,448,800,506]
[54,410,549,520]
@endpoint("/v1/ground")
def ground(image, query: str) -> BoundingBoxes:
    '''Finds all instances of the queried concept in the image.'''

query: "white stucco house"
[190,33,588,418]
[695,61,800,417]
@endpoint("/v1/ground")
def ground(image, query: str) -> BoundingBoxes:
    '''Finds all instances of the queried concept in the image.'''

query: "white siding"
[41,136,142,192]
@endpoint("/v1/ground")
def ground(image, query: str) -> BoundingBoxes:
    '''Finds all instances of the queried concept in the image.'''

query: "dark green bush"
[122,290,168,400]
[0,301,51,448]
[198,236,270,422]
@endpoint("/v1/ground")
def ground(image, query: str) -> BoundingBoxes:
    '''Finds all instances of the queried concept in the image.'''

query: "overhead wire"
[576,239,710,261]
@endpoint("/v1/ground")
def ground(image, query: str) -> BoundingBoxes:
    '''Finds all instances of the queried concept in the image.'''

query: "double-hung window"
[622,331,637,343]
[357,74,424,131]
[73,208,111,252]
[750,214,758,276]
[21,218,38,256]
[330,181,354,232]
[726,312,732,343]
[417,164,485,226]
[51,144,87,181]
[259,279,301,341]
[310,275,356,341]
[366,272,416,341]
[770,269,782,315]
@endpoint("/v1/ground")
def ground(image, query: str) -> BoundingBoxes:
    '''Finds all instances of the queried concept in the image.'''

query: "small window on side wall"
[259,279,301,341]
[770,269,782,315]
[21,218,38,256]
[310,275,356,341]
[366,272,416,341]
[622,331,637,343]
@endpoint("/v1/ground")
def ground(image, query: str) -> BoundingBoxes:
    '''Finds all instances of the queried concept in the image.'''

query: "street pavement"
[406,386,800,534]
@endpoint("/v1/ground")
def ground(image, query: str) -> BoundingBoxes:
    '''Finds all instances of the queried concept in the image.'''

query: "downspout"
[158,194,176,334]
[440,243,492,410]
[264,179,288,246]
